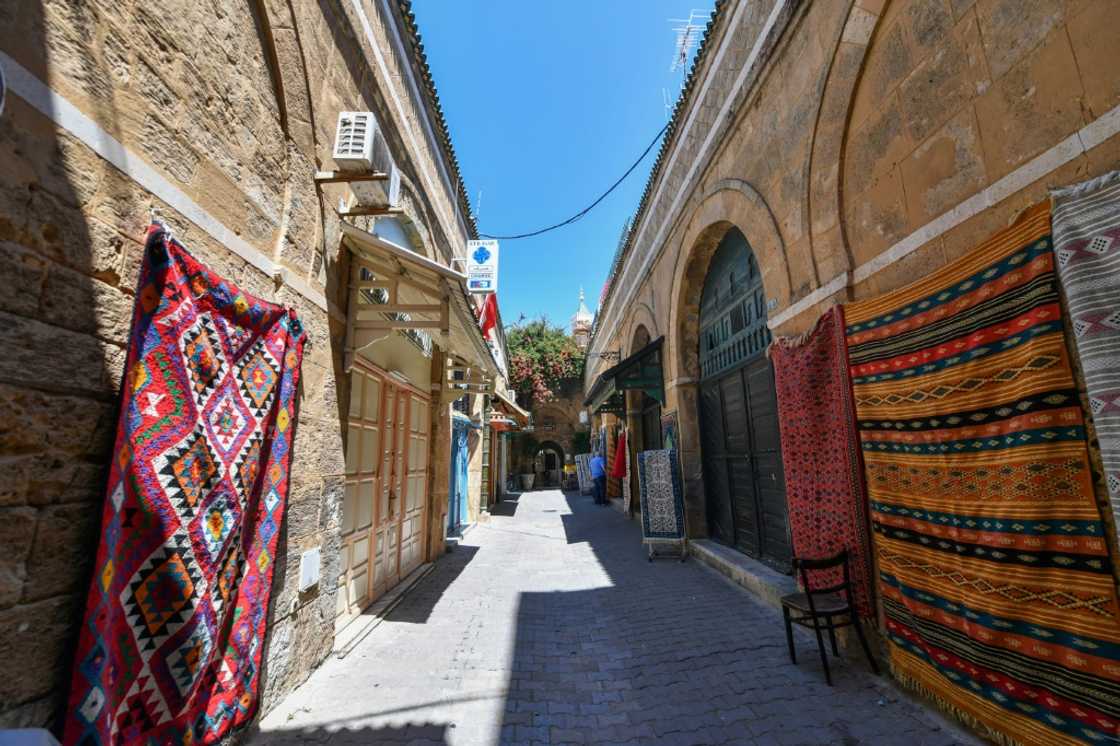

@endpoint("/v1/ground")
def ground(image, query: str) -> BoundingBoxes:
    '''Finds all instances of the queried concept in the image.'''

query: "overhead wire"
[477,121,670,241]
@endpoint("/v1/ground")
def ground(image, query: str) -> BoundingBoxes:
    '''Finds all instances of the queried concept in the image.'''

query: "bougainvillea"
[506,317,586,407]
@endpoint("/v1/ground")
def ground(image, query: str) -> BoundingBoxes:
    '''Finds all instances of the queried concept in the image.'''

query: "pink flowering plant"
[506,317,585,407]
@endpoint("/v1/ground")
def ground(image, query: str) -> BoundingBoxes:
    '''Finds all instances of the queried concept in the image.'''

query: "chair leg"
[827,622,839,656]
[852,616,880,676]
[782,606,796,665]
[811,617,832,686]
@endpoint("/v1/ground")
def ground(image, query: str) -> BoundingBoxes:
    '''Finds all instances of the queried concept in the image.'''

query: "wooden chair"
[780,549,879,685]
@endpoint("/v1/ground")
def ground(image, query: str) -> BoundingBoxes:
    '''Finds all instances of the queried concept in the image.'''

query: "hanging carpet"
[771,306,874,619]
[1052,169,1120,549]
[621,431,633,515]
[64,226,307,745]
[845,202,1120,746]
[637,449,685,543]
[575,453,592,495]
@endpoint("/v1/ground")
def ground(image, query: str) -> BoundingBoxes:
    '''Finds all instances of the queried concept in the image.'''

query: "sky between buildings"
[411,0,712,332]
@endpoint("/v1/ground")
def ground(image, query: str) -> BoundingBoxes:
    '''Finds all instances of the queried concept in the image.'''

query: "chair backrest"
[793,549,854,614]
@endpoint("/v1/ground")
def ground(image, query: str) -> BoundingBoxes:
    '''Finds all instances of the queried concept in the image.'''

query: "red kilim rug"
[63,226,306,745]
[771,306,874,618]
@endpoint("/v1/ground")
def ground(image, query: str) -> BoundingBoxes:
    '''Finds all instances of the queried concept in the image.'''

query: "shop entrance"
[336,364,430,627]
[696,228,790,570]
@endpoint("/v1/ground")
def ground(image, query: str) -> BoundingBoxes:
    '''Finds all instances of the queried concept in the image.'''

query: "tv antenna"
[668,10,709,75]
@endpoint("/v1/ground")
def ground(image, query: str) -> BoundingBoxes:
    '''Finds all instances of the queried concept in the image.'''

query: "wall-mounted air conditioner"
[332,111,401,209]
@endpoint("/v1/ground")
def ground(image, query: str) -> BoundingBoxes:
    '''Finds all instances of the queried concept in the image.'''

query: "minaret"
[570,287,593,350]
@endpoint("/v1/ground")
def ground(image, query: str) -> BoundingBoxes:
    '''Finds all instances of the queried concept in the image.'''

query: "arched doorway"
[697,227,790,569]
[535,440,565,488]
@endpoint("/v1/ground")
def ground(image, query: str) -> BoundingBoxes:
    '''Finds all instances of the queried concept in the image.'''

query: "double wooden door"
[337,364,429,626]
[699,356,791,569]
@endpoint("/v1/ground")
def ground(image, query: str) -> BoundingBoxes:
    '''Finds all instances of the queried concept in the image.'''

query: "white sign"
[466,239,499,293]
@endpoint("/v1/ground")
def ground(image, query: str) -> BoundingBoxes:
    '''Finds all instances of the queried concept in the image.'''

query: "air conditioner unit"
[332,111,376,170]
[332,111,401,208]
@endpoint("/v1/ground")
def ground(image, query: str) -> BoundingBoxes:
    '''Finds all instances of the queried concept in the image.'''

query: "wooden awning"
[491,388,530,427]
[584,337,665,415]
[340,222,499,380]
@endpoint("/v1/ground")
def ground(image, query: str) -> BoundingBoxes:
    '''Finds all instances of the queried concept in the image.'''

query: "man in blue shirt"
[589,453,607,505]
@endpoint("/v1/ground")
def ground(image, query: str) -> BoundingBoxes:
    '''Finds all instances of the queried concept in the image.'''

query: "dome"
[571,287,593,330]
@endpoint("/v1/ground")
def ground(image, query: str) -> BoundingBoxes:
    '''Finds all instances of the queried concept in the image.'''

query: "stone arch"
[806,1,886,288]
[668,181,789,384]
[626,305,657,355]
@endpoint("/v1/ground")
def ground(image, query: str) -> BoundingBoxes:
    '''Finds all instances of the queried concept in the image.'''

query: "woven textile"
[575,453,593,495]
[845,203,1120,745]
[606,427,620,498]
[771,306,874,618]
[611,430,628,478]
[621,432,632,514]
[637,449,685,541]
[64,227,306,745]
[1052,169,1120,544]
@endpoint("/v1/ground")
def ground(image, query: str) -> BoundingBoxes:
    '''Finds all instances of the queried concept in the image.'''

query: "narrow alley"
[256,490,974,745]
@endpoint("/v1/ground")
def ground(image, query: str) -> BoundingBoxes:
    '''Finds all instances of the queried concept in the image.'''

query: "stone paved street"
[255,490,978,745]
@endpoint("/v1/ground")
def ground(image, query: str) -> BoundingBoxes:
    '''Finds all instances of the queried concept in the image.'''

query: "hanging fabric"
[1051,169,1120,549]
[574,453,593,495]
[845,202,1120,745]
[637,449,685,543]
[611,429,628,479]
[64,226,307,745]
[771,306,874,619]
[605,427,620,499]
[621,431,633,514]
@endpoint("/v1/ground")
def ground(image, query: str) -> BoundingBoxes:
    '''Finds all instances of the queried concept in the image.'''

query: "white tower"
[571,287,593,350]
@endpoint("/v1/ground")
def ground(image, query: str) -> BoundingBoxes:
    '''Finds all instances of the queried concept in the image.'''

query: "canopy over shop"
[584,337,665,416]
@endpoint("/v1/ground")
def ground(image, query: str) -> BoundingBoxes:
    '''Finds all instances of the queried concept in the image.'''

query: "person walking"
[589,452,607,505]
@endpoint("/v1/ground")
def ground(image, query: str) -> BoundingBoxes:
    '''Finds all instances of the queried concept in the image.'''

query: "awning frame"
[583,336,665,415]
[340,221,500,379]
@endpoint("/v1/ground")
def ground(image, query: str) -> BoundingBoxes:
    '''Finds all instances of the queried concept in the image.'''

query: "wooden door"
[336,369,382,625]
[337,365,431,628]
[697,227,790,570]
[400,394,429,577]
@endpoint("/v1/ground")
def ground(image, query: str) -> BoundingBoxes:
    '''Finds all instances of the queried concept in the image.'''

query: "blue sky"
[411,1,712,331]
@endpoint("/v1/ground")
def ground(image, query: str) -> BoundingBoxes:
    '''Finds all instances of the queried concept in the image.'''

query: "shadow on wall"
[0,1,134,732]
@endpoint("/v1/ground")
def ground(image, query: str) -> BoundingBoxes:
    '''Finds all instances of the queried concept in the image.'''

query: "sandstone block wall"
[0,0,470,730]
[587,0,1120,540]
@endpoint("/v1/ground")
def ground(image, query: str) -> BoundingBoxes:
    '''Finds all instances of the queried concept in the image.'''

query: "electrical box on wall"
[298,547,321,592]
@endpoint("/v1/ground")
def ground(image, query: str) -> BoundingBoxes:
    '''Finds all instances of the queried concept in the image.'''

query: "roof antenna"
[667,9,711,83]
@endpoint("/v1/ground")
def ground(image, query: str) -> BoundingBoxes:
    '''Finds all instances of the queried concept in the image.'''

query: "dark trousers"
[593,476,607,504]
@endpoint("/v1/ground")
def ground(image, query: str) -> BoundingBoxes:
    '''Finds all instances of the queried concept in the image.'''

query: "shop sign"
[466,239,499,293]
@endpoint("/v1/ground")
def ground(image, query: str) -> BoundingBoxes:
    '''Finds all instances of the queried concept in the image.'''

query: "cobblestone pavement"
[255,489,979,745]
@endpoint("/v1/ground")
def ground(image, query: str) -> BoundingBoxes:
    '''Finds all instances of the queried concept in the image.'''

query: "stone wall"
[0,0,471,730]
[587,0,1120,540]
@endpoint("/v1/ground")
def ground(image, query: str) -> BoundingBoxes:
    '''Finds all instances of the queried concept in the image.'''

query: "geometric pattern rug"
[771,305,874,618]
[1052,169,1120,552]
[637,449,685,543]
[845,202,1120,746]
[63,225,307,745]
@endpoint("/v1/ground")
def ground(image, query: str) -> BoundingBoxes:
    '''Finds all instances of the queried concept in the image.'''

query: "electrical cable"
[477,121,670,241]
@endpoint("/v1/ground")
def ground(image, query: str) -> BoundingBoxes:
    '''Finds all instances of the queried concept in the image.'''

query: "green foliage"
[506,316,586,407]
[572,431,591,455]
